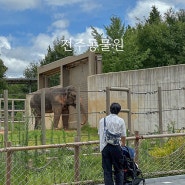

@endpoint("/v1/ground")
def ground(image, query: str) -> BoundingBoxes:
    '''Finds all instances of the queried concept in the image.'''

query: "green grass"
[0,123,101,185]
[1,122,99,147]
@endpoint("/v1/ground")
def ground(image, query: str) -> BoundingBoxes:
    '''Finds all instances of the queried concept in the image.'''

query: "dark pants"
[102,144,124,185]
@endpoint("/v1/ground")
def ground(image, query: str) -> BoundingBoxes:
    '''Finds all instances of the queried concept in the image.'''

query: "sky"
[0,0,185,78]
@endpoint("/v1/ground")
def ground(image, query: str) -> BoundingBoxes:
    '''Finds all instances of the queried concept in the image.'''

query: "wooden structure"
[37,51,102,89]
[6,78,37,93]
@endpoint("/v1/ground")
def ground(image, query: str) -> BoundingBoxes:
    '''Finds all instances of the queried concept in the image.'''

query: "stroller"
[122,146,145,185]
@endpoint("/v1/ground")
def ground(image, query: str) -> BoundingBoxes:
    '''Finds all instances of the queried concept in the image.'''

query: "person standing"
[98,102,126,185]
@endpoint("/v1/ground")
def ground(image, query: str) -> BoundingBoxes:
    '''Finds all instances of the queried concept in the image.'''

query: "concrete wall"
[88,64,185,134]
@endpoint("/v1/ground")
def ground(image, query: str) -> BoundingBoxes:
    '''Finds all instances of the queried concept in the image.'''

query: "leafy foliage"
[40,37,74,66]
[0,58,8,93]
[149,137,185,157]
[91,7,185,72]
[24,62,38,79]
[91,16,125,72]
[23,36,74,88]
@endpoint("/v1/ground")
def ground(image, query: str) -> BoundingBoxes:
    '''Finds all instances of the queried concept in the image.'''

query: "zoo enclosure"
[1,87,185,184]
[1,88,83,146]
[1,83,185,136]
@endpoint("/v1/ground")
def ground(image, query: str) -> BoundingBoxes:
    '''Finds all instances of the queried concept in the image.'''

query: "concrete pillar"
[88,52,95,75]
[95,53,102,74]
[60,65,63,87]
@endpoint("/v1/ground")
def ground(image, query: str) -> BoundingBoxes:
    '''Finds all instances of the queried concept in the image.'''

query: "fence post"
[76,87,81,142]
[6,142,12,185]
[41,89,46,145]
[158,87,163,134]
[11,100,15,125]
[74,87,81,182]
[74,138,80,182]
[134,131,139,165]
[0,98,1,129]
[127,88,132,136]
[106,87,110,115]
[4,90,9,147]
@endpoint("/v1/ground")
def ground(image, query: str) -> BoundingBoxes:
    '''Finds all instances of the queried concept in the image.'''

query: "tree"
[91,7,185,72]
[91,16,125,72]
[104,16,125,42]
[164,8,176,25]
[23,62,39,92]
[40,37,74,66]
[137,7,185,68]
[24,62,38,79]
[40,37,74,87]
[120,27,148,70]
[137,22,170,67]
[0,58,8,93]
[146,6,161,24]
[24,36,74,87]
[164,9,185,64]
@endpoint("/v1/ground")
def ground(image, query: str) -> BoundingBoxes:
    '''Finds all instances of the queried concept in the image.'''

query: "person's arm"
[121,136,126,147]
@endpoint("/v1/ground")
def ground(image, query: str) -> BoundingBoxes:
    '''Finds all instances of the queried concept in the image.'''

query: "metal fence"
[1,84,185,135]
[88,81,185,134]
[1,86,185,184]
[1,132,185,185]
[0,98,26,127]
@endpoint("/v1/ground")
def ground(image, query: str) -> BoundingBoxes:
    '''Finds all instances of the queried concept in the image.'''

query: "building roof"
[5,78,37,84]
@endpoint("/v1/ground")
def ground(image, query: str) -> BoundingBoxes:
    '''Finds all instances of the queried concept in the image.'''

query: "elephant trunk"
[80,103,87,125]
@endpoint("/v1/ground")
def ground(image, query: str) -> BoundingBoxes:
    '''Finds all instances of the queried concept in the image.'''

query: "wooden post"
[74,138,80,182]
[127,88,132,136]
[0,98,2,129]
[74,87,81,182]
[106,87,110,115]
[76,87,81,142]
[41,89,46,145]
[60,66,63,87]
[6,142,12,185]
[11,100,14,129]
[158,87,163,134]
[134,131,139,165]
[4,90,9,147]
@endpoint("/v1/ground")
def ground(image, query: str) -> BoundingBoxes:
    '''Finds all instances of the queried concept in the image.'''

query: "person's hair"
[110,103,121,114]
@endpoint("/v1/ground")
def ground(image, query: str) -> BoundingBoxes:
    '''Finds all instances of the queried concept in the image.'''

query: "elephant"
[30,85,87,129]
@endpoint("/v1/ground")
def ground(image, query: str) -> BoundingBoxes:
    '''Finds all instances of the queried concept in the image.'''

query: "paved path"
[144,174,185,185]
[98,174,185,185]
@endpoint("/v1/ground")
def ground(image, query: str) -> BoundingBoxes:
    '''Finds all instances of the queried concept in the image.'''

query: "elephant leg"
[53,106,62,129]
[53,113,61,129]
[62,107,69,130]
[34,114,41,129]
[32,109,41,129]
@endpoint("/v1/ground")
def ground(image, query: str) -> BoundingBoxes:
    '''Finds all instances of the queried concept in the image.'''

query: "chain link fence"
[1,84,185,184]
[1,133,185,185]
[0,141,102,185]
